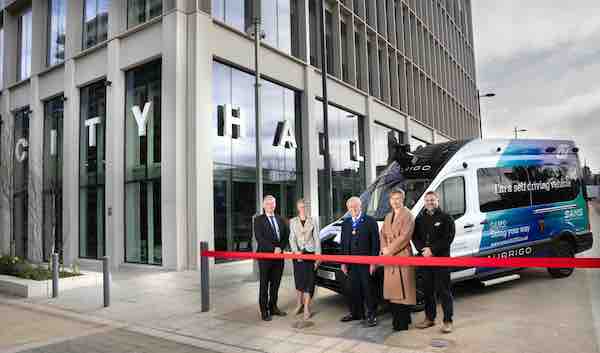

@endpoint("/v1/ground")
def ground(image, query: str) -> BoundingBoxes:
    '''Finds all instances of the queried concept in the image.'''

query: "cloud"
[473,1,600,172]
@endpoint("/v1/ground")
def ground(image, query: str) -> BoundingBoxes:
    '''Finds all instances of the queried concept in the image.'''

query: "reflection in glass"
[13,108,30,259]
[79,81,106,259]
[125,60,162,265]
[48,0,66,66]
[316,101,366,226]
[212,61,302,260]
[127,0,163,28]
[43,97,64,261]
[372,123,403,176]
[211,0,297,56]
[18,8,32,80]
[83,0,109,49]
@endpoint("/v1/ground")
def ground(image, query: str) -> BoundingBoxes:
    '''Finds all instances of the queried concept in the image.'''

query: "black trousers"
[422,267,454,323]
[391,303,411,331]
[259,259,284,315]
[346,264,377,319]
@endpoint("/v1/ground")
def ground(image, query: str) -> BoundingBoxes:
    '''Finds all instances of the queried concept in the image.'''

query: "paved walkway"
[2,203,600,353]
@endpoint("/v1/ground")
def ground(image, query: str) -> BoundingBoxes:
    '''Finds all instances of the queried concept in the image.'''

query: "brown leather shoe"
[415,318,435,329]
[441,321,453,333]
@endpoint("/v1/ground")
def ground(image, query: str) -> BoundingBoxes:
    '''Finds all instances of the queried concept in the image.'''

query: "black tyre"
[547,240,575,278]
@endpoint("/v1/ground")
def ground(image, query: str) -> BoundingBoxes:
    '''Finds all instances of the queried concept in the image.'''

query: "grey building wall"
[0,0,479,270]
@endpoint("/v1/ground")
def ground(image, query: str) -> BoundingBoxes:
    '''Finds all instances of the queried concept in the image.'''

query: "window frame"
[127,0,163,29]
[434,174,466,220]
[47,0,66,67]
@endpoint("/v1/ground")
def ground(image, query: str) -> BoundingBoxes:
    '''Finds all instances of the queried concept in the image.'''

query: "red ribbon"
[201,250,600,269]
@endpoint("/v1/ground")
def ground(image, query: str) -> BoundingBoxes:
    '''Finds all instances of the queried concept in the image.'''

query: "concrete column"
[61,0,83,269]
[62,60,78,267]
[301,68,320,225]
[26,77,43,262]
[162,8,189,270]
[4,7,18,86]
[102,0,126,270]
[364,97,375,186]
[192,11,214,269]
[0,90,12,255]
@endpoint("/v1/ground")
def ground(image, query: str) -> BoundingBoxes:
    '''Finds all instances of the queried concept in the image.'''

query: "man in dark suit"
[340,196,381,327]
[253,195,290,321]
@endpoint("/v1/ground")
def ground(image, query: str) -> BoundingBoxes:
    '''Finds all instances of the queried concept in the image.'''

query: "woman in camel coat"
[380,189,416,331]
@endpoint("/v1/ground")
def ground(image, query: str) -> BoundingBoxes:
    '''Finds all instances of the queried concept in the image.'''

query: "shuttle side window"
[435,176,466,219]
[527,164,580,205]
[477,167,531,212]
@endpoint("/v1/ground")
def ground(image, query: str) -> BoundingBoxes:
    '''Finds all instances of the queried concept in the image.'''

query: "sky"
[472,0,600,173]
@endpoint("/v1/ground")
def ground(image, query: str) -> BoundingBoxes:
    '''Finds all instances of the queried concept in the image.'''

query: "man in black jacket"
[339,196,380,327]
[413,190,456,333]
[254,195,290,321]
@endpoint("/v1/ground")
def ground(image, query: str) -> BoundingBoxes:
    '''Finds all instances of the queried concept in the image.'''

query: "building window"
[212,0,299,57]
[83,0,109,49]
[128,0,162,28]
[48,0,66,66]
[43,97,63,260]
[212,61,302,259]
[373,123,403,176]
[325,9,334,75]
[17,8,32,81]
[79,81,106,259]
[12,107,30,258]
[309,0,319,67]
[354,32,361,89]
[341,21,349,82]
[316,101,366,225]
[125,60,162,265]
[0,18,4,87]
[13,108,30,259]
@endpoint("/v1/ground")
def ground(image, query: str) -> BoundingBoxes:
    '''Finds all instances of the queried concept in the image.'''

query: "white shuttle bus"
[316,139,594,307]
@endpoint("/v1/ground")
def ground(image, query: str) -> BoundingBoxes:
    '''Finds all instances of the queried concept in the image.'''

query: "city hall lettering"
[217,104,297,149]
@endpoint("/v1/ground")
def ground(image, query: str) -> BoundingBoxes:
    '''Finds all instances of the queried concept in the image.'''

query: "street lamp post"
[477,92,495,139]
[251,1,264,217]
[514,127,527,139]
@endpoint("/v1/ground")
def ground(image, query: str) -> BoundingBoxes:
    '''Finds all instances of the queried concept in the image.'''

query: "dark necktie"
[269,216,280,240]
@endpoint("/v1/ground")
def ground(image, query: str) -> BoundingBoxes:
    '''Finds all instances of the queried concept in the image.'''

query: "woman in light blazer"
[289,198,321,320]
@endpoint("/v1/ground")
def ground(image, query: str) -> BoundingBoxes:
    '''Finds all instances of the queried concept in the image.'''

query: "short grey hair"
[263,195,276,203]
[346,196,362,208]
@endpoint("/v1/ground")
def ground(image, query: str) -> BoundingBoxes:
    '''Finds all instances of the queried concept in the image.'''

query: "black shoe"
[366,316,377,327]
[261,313,272,321]
[340,314,361,322]
[271,308,287,316]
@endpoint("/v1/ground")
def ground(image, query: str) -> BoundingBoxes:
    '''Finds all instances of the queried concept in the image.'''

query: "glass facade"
[124,60,162,265]
[42,97,64,260]
[316,101,365,226]
[372,123,403,176]
[212,0,300,57]
[13,108,30,258]
[17,8,32,81]
[127,0,162,28]
[47,0,66,66]
[79,81,106,259]
[83,0,109,49]
[212,61,302,257]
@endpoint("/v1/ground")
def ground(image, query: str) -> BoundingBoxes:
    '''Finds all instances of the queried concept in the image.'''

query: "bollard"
[52,253,59,298]
[200,241,210,312]
[102,256,110,307]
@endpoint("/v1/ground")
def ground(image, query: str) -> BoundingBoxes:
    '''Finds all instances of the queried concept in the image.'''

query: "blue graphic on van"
[476,139,587,274]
